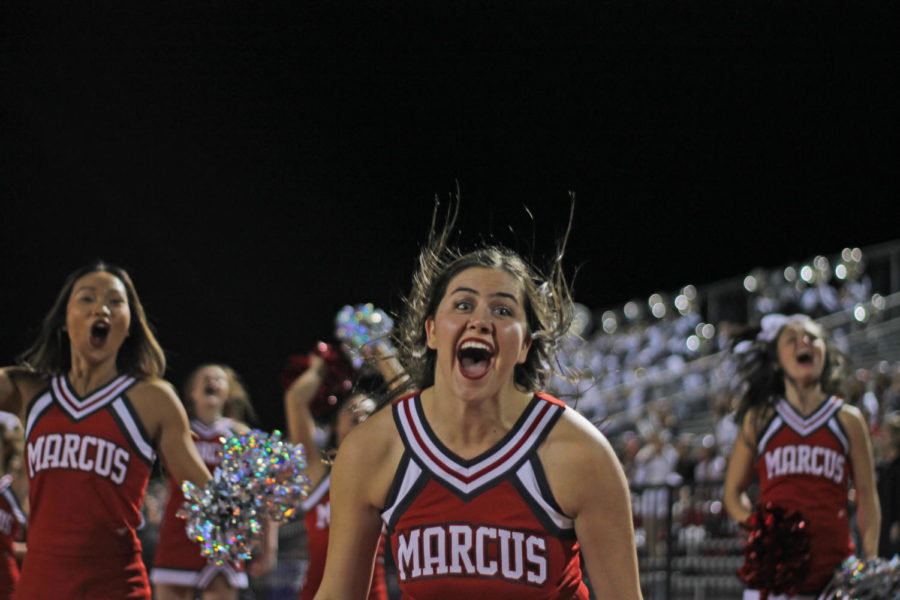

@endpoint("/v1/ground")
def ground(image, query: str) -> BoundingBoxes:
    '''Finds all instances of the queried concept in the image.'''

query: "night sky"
[2,3,896,429]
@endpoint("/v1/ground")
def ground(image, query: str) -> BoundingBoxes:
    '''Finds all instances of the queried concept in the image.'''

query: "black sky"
[2,2,896,429]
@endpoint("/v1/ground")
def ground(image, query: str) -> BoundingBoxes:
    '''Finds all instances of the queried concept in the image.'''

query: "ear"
[425,316,438,351]
[516,333,532,364]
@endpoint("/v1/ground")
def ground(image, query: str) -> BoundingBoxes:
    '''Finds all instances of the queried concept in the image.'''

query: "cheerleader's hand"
[248,521,279,577]
[334,303,395,369]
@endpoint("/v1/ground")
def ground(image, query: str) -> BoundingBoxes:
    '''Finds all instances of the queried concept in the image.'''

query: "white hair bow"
[733,313,809,354]
[757,313,809,342]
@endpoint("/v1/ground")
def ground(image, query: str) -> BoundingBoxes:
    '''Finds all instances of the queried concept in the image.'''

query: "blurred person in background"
[0,418,26,600]
[633,427,679,557]
[723,314,880,599]
[674,432,697,487]
[283,349,391,600]
[694,434,726,483]
[151,363,275,599]
[876,411,900,558]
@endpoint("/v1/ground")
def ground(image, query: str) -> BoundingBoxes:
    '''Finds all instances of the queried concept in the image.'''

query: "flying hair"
[392,189,577,394]
[729,314,849,440]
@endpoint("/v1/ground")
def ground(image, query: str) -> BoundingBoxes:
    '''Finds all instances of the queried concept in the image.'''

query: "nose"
[467,309,493,333]
[94,302,111,316]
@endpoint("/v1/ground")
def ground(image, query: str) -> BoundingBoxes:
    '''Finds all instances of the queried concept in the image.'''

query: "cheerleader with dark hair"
[283,349,389,600]
[313,198,642,600]
[723,314,881,599]
[0,261,212,599]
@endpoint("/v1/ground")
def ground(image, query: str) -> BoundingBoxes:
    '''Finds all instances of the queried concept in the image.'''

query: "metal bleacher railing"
[631,480,743,600]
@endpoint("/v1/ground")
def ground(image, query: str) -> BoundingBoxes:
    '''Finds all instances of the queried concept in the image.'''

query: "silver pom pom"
[177,430,310,564]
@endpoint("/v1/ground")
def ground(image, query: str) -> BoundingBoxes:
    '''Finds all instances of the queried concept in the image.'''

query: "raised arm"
[283,353,328,485]
[841,405,881,558]
[370,343,410,401]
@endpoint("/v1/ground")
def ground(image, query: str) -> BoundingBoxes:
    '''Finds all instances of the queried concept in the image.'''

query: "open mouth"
[796,351,814,365]
[204,385,218,396]
[457,340,494,380]
[89,322,110,348]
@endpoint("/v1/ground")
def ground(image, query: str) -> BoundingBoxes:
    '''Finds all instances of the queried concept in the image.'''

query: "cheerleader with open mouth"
[313,198,643,600]
[0,261,213,599]
[723,314,881,599]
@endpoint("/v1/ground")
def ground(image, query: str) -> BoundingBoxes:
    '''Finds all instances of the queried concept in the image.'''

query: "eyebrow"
[72,285,125,296]
[450,286,520,304]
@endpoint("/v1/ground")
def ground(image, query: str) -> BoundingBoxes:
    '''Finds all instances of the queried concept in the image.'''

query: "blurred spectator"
[619,431,643,483]
[712,395,739,457]
[693,434,726,483]
[138,477,167,575]
[674,433,697,487]
[633,428,678,488]
[883,364,900,413]
[877,412,900,558]
[633,428,678,557]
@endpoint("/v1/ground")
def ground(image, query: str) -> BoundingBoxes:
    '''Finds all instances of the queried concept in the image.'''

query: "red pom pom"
[737,502,811,596]
[279,343,357,421]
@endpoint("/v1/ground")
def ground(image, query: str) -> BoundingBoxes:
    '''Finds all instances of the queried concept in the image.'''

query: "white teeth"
[461,341,492,352]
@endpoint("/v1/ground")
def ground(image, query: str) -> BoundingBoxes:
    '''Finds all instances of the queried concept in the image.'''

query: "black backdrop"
[3,2,896,429]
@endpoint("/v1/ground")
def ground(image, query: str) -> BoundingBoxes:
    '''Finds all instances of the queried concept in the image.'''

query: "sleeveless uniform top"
[298,473,387,600]
[298,473,331,600]
[382,393,589,600]
[151,417,248,589]
[0,475,26,599]
[24,374,155,558]
[754,396,854,594]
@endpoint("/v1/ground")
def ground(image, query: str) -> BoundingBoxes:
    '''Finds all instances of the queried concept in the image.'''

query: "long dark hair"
[393,194,576,394]
[730,315,848,438]
[17,261,166,379]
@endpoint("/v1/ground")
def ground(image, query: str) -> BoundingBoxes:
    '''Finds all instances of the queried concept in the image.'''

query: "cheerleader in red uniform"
[313,201,643,600]
[0,261,212,599]
[151,363,275,599]
[0,420,27,600]
[284,351,390,600]
[723,314,881,599]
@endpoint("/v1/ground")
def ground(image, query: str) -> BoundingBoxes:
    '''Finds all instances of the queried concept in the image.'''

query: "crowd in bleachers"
[541,246,900,576]
[129,244,900,598]
[549,247,892,455]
